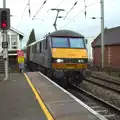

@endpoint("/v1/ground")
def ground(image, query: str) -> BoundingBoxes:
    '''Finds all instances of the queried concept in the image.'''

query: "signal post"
[0,3,10,80]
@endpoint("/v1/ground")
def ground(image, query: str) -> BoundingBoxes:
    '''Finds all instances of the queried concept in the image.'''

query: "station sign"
[18,56,24,63]
[17,50,24,57]
[17,50,24,64]
[2,41,8,48]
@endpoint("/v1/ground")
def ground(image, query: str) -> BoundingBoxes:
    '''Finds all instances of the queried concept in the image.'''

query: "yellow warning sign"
[18,56,24,63]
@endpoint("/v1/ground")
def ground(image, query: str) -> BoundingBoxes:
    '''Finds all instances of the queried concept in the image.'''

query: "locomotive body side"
[26,37,52,72]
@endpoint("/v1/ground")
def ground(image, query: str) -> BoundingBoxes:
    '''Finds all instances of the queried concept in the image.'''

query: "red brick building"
[92,26,120,69]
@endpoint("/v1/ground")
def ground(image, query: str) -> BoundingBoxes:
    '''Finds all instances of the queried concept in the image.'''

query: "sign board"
[18,56,24,63]
[17,50,24,57]
[17,50,24,64]
[2,42,8,48]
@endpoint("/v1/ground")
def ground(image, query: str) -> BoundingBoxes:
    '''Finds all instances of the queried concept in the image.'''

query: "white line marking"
[38,72,108,120]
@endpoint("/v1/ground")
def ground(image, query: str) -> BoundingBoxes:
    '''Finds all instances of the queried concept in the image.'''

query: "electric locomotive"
[25,29,91,87]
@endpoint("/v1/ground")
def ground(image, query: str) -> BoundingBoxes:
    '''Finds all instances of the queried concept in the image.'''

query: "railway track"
[91,75,120,85]
[69,84,120,120]
[84,75,120,93]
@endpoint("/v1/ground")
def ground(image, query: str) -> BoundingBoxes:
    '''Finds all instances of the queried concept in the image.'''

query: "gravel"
[91,71,120,84]
[69,84,120,120]
[88,77,120,92]
[79,81,120,108]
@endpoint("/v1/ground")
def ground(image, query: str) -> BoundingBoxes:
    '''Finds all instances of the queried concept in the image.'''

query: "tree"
[26,29,36,46]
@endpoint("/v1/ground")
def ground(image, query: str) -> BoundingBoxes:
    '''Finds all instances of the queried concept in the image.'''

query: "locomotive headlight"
[78,59,84,63]
[56,59,63,63]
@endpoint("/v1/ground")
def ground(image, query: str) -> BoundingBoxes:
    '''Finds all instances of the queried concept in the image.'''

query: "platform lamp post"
[91,0,104,69]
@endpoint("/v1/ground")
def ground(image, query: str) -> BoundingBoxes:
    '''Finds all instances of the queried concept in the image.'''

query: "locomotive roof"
[49,29,84,37]
[26,30,84,47]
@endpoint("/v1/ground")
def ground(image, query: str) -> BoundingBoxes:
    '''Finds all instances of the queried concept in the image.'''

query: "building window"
[11,35,18,49]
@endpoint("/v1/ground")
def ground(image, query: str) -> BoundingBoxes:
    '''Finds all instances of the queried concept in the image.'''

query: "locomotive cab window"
[69,38,85,48]
[52,37,69,48]
[51,37,85,48]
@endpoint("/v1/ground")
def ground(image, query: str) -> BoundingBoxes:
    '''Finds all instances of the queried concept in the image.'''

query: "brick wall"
[93,45,120,68]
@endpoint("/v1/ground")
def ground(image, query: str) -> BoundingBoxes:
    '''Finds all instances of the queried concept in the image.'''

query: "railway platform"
[0,73,48,120]
[0,72,107,120]
[25,71,107,120]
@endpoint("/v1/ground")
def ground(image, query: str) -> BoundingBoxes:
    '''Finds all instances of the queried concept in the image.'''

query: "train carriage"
[25,29,91,88]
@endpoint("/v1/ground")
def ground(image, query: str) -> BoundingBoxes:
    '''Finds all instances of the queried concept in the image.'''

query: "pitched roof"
[0,27,24,39]
[10,27,24,39]
[92,26,120,47]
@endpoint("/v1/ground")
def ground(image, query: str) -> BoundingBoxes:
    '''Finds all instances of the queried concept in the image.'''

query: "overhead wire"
[84,0,87,19]
[16,1,28,28]
[44,0,68,25]
[46,0,67,14]
[17,0,31,28]
[32,0,100,29]
[28,0,31,17]
[59,0,100,29]
[20,3,28,21]
[63,1,78,20]
[32,0,47,20]
[74,0,100,19]
[45,0,83,25]
[63,0,85,20]
[63,0,84,20]
[56,0,66,8]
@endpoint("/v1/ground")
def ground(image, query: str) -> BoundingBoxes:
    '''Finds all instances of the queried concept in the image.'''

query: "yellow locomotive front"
[50,31,91,86]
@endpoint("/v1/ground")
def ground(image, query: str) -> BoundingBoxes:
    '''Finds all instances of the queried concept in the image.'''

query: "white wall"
[0,29,21,53]
[86,38,94,60]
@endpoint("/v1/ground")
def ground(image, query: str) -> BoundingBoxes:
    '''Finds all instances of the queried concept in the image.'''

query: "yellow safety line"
[24,73,54,120]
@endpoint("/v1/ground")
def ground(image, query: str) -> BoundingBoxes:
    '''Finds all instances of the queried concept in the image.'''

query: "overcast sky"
[0,0,120,58]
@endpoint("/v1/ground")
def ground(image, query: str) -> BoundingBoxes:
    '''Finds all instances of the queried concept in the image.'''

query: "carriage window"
[39,42,42,53]
[41,41,44,51]
[43,39,47,50]
[45,38,48,50]
[69,38,85,48]
[52,37,69,48]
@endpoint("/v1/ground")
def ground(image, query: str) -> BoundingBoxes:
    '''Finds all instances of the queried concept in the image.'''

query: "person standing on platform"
[17,50,25,73]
